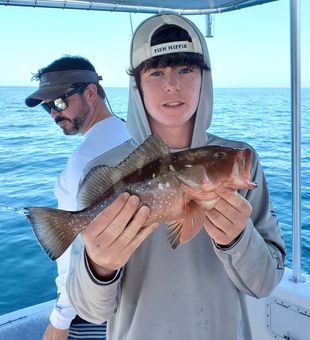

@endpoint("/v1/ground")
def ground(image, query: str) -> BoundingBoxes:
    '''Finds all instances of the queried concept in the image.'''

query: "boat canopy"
[0,0,279,14]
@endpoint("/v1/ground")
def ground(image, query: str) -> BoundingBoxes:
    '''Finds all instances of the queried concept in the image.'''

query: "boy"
[67,14,285,340]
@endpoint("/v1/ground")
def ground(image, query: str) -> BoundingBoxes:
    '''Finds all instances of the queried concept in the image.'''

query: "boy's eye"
[179,67,194,74]
[150,70,164,77]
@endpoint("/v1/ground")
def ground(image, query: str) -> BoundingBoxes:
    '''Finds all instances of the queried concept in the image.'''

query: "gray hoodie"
[67,14,285,340]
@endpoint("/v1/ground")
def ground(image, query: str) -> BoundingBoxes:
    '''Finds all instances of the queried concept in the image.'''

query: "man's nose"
[50,108,59,118]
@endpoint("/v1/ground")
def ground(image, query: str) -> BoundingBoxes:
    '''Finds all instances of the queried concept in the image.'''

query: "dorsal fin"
[77,134,170,209]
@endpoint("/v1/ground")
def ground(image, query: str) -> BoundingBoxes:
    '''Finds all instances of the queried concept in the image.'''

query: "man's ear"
[85,83,98,101]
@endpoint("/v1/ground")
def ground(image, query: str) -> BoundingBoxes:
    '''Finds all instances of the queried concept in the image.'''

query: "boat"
[0,1,309,339]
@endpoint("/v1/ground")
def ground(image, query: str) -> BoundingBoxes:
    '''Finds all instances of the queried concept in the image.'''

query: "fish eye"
[214,151,226,159]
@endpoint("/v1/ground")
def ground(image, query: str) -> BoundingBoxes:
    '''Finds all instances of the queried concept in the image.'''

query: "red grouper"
[25,134,257,260]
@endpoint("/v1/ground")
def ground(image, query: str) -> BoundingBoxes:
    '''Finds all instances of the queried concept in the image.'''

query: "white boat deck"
[248,268,310,340]
[0,300,53,340]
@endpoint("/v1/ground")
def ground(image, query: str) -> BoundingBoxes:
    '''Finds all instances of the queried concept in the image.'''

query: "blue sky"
[0,0,309,88]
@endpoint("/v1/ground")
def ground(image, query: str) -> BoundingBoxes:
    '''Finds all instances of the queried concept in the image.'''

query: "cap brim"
[25,85,70,107]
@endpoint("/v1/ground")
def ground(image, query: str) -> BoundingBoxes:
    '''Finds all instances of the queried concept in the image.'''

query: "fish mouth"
[243,149,252,177]
[238,149,257,189]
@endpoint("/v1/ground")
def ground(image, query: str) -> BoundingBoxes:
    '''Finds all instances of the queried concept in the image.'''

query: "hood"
[126,14,213,149]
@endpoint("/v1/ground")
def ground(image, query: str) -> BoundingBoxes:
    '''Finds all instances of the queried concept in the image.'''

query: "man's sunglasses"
[41,85,87,114]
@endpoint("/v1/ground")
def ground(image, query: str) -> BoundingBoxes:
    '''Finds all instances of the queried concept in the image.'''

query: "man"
[25,55,130,340]
[66,15,285,340]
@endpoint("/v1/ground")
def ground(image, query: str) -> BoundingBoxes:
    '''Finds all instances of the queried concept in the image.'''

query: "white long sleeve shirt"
[50,116,130,329]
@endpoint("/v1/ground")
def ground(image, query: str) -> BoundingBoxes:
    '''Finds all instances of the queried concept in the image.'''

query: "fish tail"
[25,207,80,261]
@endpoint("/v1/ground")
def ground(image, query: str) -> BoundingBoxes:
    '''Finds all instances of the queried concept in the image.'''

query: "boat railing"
[290,0,305,284]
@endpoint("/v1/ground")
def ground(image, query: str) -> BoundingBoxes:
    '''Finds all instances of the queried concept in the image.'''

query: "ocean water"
[0,86,309,315]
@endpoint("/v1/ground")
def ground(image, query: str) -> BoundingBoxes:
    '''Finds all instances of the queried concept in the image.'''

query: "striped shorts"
[68,315,107,340]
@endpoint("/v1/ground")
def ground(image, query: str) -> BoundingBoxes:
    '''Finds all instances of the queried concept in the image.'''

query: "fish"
[25,134,257,261]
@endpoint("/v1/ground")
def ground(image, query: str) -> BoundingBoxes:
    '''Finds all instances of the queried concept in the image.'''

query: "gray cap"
[131,14,204,69]
[25,69,102,107]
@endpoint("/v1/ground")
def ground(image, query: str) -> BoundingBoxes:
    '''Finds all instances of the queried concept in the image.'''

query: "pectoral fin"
[167,200,206,249]
[181,183,220,200]
[195,197,221,211]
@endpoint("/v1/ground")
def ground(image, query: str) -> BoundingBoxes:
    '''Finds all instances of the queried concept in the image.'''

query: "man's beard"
[62,115,87,135]
[56,101,90,135]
